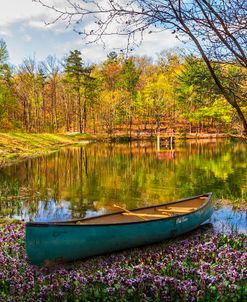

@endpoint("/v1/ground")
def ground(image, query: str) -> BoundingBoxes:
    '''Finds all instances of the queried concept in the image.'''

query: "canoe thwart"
[156,207,196,213]
[114,204,147,220]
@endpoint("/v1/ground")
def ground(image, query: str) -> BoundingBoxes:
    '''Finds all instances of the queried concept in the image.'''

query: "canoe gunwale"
[26,193,213,227]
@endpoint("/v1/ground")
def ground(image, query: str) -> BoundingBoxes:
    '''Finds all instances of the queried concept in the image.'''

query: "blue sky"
[0,0,179,66]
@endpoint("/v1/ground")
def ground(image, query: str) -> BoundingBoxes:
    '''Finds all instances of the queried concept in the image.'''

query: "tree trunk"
[78,92,83,133]
[232,102,247,135]
[83,99,87,133]
[129,116,132,140]
[156,117,161,152]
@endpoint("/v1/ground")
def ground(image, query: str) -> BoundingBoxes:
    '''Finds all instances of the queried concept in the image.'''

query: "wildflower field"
[0,222,246,302]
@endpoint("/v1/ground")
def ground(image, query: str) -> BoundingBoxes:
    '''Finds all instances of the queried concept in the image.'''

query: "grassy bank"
[0,132,139,166]
[0,133,92,167]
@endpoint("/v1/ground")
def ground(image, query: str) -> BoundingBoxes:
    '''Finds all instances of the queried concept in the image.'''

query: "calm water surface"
[0,139,246,233]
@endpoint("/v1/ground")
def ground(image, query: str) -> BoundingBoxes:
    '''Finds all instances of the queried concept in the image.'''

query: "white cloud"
[0,0,180,66]
[0,0,68,29]
[26,18,66,33]
[23,34,32,42]
[0,1,40,27]
[27,20,49,30]
[0,29,12,37]
[74,25,180,63]
[135,30,180,57]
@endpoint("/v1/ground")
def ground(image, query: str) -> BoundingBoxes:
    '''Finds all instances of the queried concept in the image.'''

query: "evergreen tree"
[0,39,8,66]
[118,57,141,138]
[64,50,85,133]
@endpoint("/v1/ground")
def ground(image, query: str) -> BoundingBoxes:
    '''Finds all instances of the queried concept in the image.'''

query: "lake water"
[0,139,246,233]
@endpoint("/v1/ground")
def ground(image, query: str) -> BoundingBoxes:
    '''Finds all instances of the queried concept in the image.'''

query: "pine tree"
[64,50,85,133]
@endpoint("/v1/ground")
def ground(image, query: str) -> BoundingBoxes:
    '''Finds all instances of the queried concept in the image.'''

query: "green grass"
[0,133,91,166]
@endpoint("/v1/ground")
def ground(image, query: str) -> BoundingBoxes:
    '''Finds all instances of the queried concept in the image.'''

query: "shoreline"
[0,132,245,168]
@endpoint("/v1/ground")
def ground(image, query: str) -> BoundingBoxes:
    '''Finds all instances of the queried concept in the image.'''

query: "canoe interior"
[30,194,211,226]
[77,195,208,224]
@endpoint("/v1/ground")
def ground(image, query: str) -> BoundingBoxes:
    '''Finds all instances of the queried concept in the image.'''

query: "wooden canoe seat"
[156,207,196,213]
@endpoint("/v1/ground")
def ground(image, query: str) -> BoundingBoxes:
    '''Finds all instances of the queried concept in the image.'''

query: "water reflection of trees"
[0,140,246,220]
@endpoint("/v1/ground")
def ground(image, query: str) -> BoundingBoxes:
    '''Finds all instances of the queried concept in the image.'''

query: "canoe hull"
[26,194,213,265]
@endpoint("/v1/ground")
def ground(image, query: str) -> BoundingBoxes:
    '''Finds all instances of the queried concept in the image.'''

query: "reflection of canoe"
[26,193,213,265]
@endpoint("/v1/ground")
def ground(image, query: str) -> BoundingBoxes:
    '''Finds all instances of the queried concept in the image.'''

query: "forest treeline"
[0,39,246,137]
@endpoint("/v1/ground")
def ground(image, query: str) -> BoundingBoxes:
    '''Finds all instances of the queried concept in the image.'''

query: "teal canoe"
[26,193,213,265]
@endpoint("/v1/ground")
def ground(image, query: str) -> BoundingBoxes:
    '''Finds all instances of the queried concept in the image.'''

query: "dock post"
[157,131,160,152]
[170,128,174,148]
